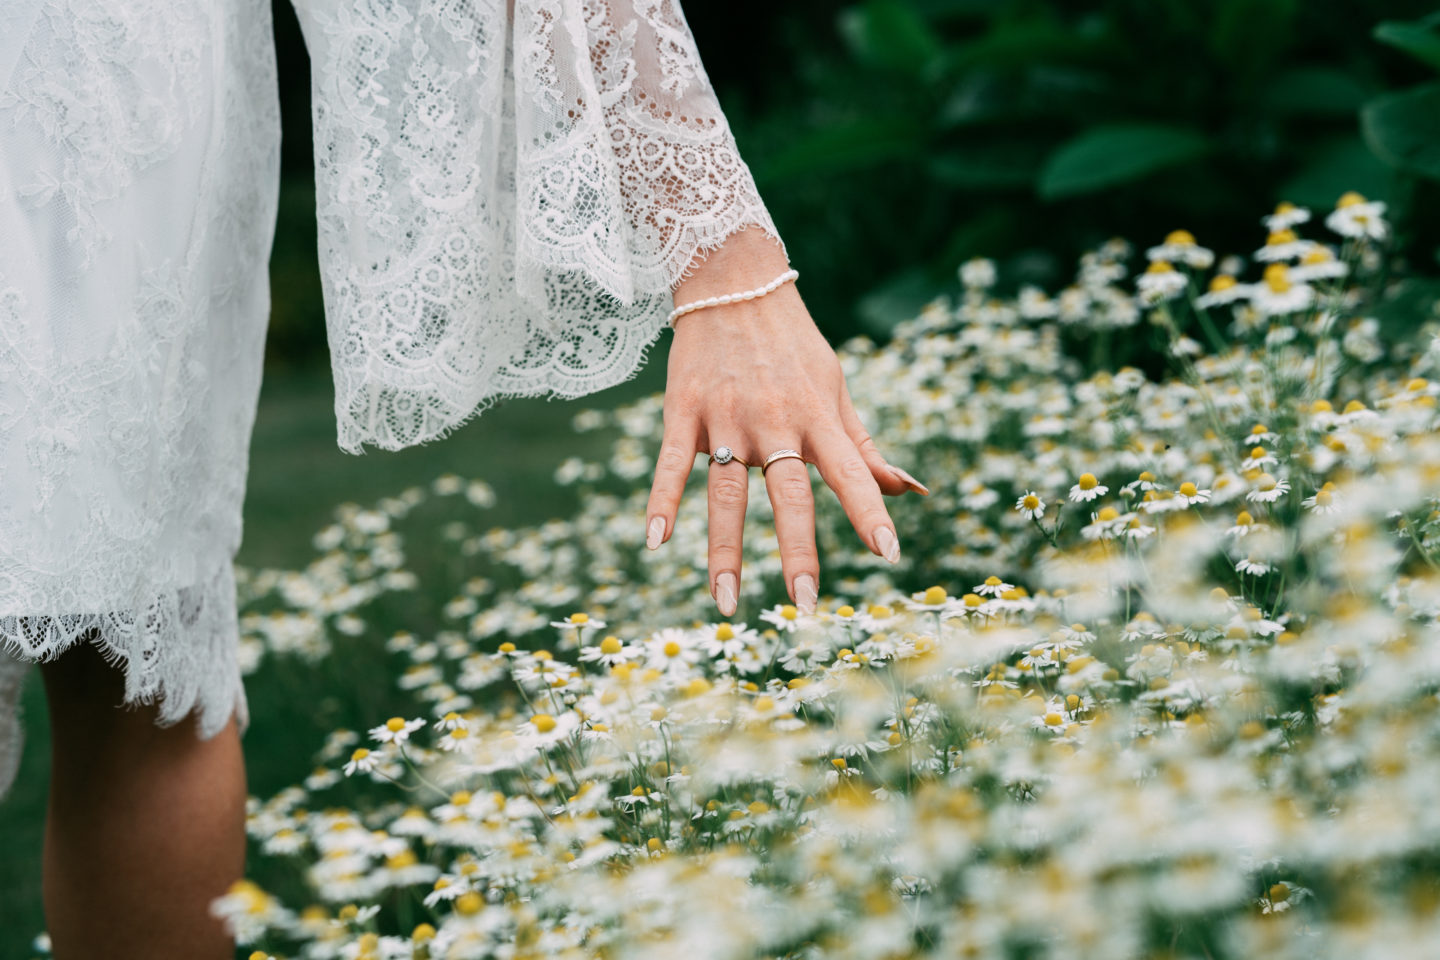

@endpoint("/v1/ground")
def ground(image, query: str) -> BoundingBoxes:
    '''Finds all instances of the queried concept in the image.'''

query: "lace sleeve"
[289,0,789,453]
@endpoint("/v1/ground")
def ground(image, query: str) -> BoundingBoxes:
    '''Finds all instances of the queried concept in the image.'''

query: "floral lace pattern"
[0,0,278,797]
[0,0,785,799]
[295,0,789,451]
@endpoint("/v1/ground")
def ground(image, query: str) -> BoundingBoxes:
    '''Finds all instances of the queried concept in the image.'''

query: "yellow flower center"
[1274,201,1296,213]
[1408,378,1429,392]
[600,636,623,654]
[1146,259,1175,274]
[385,717,406,732]
[1022,495,1041,510]
[1251,424,1268,435]
[1078,472,1098,490]
[663,640,681,657]
[867,604,894,619]
[983,576,1003,587]
[754,696,774,712]
[715,623,735,641]
[922,585,947,605]
[1315,490,1333,506]
[413,924,437,942]
[1096,506,1119,522]
[1139,471,1156,482]
[963,593,984,608]
[1179,482,1198,497]
[568,612,589,624]
[455,892,484,916]
[1236,511,1254,526]
[531,714,557,733]
[1263,263,1291,292]
[1164,229,1196,245]
[1336,191,1367,208]
[1266,228,1297,246]
[1301,247,1332,263]
[836,604,855,618]
[350,748,370,762]
[1043,712,1063,726]
[497,642,516,653]
[1208,274,1237,291]
[1256,473,1278,491]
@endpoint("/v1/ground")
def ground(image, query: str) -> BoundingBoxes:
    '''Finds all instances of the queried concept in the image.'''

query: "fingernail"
[793,574,817,615]
[888,464,930,496]
[873,526,901,564]
[715,572,737,617]
[646,516,666,550]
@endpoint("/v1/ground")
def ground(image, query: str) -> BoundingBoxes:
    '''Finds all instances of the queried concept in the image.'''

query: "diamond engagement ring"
[709,446,750,468]
[761,449,806,474]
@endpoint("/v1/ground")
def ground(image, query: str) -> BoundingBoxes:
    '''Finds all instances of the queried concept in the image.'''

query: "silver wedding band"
[761,448,806,474]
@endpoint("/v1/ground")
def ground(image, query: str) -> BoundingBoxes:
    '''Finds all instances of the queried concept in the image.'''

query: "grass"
[0,353,667,958]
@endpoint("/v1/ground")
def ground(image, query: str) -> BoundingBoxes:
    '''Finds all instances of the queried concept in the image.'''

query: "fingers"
[837,381,928,497]
[645,413,701,550]
[761,453,819,615]
[707,451,750,617]
[807,430,902,565]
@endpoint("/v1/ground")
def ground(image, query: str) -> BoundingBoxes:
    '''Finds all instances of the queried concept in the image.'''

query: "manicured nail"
[715,572,737,617]
[646,516,666,550]
[793,574,817,615]
[888,464,930,496]
[873,526,901,564]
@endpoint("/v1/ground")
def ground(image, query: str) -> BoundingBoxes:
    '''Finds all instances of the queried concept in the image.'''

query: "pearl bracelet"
[667,268,799,328]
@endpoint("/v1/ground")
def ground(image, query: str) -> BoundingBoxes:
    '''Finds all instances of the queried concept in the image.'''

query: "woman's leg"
[38,635,246,960]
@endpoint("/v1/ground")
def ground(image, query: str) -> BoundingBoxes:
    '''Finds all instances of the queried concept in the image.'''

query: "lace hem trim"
[0,560,250,800]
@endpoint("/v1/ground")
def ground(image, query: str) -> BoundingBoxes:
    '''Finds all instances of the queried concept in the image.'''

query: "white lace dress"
[0,0,788,797]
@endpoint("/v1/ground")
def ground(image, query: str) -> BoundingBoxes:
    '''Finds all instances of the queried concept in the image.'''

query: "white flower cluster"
[197,194,1440,960]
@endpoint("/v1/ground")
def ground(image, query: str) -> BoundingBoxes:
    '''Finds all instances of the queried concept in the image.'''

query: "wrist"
[672,225,790,308]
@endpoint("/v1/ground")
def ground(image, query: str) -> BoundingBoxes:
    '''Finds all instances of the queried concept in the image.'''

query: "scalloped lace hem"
[0,560,250,800]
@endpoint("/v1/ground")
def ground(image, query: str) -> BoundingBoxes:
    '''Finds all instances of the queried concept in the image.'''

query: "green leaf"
[1362,83,1440,180]
[1374,19,1440,73]
[927,141,1046,188]
[1278,136,1394,210]
[1038,125,1211,199]
[838,0,943,77]
[1264,67,1371,116]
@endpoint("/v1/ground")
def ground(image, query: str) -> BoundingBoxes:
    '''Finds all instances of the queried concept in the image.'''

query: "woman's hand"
[644,227,929,617]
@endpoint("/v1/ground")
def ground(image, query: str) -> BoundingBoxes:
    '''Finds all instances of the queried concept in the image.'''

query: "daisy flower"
[1241,446,1277,470]
[1122,471,1162,494]
[1246,473,1291,503]
[1244,423,1279,444]
[1146,229,1215,268]
[1289,245,1348,282]
[1253,228,1314,262]
[1262,200,1310,231]
[1081,505,1126,540]
[1015,491,1046,520]
[1236,557,1272,576]
[1173,481,1211,506]
[1325,191,1387,241]
[974,575,1015,597]
[759,603,806,632]
[1251,265,1314,315]
[642,627,705,671]
[1226,510,1262,537]
[578,634,638,668]
[1068,472,1109,502]
[518,712,581,750]
[343,747,379,776]
[1137,260,1186,305]
[369,716,425,745]
[1302,485,1341,515]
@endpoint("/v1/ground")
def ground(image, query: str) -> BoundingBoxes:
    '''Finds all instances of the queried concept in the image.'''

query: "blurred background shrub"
[267,0,1440,366]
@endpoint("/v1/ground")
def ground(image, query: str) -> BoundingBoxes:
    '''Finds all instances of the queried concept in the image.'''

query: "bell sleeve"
[288,0,790,453]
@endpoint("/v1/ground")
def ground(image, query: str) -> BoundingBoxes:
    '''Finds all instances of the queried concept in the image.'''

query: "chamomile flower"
[1015,491,1046,520]
[1241,446,1277,470]
[1173,482,1211,506]
[1325,191,1387,241]
[343,748,379,776]
[759,603,806,632]
[1251,264,1314,316]
[1246,473,1291,503]
[1081,505,1126,540]
[1146,230,1214,268]
[1253,228,1314,262]
[974,575,1015,597]
[1226,510,1263,537]
[959,257,997,289]
[1244,423,1279,444]
[1195,273,1252,308]
[1262,200,1310,231]
[1068,472,1109,502]
[1289,245,1348,282]
[1137,260,1186,305]
[369,717,425,745]
[1235,557,1273,576]
[1302,485,1341,515]
[578,634,638,667]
